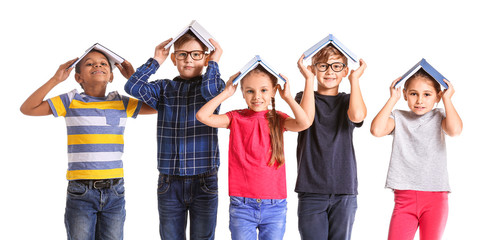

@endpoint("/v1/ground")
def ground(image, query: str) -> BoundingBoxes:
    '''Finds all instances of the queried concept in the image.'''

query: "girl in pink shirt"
[197,65,312,240]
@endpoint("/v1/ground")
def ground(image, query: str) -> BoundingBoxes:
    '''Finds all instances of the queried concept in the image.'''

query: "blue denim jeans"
[64,178,126,240]
[157,170,219,240]
[298,193,357,240]
[229,196,287,240]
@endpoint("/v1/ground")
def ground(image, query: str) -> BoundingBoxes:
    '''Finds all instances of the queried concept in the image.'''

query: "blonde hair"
[242,66,285,168]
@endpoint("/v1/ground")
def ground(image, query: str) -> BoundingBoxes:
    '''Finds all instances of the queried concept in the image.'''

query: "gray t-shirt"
[386,108,450,191]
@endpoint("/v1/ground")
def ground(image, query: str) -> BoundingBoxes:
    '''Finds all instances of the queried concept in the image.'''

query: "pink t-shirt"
[226,109,289,199]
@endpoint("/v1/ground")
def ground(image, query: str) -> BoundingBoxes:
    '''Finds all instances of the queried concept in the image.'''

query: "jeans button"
[256,199,261,203]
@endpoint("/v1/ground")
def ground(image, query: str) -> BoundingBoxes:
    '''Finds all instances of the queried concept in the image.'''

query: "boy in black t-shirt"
[295,46,367,240]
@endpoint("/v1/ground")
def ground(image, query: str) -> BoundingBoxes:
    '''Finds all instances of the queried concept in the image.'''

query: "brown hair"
[404,68,441,93]
[174,31,208,52]
[242,66,285,168]
[312,45,348,66]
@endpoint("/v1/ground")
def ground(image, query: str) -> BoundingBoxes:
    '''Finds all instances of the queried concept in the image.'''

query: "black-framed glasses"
[174,50,205,60]
[314,62,346,72]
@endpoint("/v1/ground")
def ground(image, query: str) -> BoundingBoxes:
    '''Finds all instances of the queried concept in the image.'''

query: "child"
[20,49,156,239]
[196,66,311,240]
[370,69,462,240]
[124,34,225,239]
[295,46,367,240]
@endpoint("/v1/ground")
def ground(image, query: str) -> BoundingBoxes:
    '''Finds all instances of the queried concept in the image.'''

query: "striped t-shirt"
[48,89,142,180]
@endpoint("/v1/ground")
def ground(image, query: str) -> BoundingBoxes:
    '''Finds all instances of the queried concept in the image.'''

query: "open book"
[165,20,215,52]
[303,34,358,64]
[233,55,286,85]
[394,58,449,89]
[69,43,124,69]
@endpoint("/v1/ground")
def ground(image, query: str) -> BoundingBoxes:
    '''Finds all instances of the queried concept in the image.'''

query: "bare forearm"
[442,98,463,136]
[348,82,367,123]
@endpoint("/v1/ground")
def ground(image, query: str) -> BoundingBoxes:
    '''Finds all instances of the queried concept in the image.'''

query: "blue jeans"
[65,179,126,240]
[229,196,287,240]
[297,193,357,240]
[157,170,219,240]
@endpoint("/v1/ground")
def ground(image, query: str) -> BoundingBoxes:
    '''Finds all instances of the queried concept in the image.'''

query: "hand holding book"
[154,38,173,65]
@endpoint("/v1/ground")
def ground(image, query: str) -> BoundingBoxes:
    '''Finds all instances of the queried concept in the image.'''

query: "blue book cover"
[394,58,448,89]
[165,20,215,52]
[233,55,286,85]
[303,34,358,64]
[69,43,124,70]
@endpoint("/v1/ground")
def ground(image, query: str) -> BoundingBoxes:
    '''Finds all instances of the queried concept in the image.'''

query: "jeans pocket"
[200,174,218,195]
[112,179,125,197]
[67,181,88,197]
[157,175,171,195]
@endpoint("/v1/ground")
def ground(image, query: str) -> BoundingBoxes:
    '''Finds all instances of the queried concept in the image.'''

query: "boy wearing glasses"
[295,46,367,240]
[125,33,225,240]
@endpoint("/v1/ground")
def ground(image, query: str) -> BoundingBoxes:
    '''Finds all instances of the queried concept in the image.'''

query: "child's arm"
[278,74,311,132]
[20,58,77,116]
[441,80,463,136]
[201,39,226,101]
[296,55,315,124]
[370,77,402,137]
[116,60,156,115]
[124,39,173,109]
[196,73,239,128]
[347,59,367,123]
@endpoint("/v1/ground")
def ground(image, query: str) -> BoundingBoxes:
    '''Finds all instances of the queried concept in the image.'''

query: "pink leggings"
[388,190,449,240]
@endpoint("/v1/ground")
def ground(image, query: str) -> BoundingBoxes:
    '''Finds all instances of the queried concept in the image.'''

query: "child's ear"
[436,91,443,103]
[204,53,210,67]
[403,89,407,101]
[170,53,177,66]
[342,66,349,77]
[308,65,315,74]
[75,73,83,84]
[109,72,114,83]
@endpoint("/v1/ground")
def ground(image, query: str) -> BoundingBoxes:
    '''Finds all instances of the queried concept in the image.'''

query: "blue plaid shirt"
[125,58,225,176]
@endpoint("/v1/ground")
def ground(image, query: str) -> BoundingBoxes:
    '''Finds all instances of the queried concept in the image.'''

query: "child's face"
[241,72,276,112]
[75,51,113,89]
[404,77,442,115]
[171,40,208,80]
[314,56,348,94]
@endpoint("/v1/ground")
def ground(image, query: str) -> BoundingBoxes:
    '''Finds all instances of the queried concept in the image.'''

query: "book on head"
[69,43,124,70]
[303,34,358,64]
[394,58,448,89]
[233,55,286,85]
[164,20,215,52]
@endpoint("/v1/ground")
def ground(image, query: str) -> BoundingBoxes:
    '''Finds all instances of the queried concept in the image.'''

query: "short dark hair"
[75,49,112,74]
[174,31,208,52]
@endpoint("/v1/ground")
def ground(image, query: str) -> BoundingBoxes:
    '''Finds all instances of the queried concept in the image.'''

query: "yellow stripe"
[126,98,139,117]
[68,134,124,145]
[66,168,124,180]
[69,100,125,110]
[50,96,66,117]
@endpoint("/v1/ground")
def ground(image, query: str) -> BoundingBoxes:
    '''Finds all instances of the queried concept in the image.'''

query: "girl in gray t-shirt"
[370,68,462,240]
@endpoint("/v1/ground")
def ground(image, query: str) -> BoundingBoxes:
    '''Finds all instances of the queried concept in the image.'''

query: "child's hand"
[348,59,367,83]
[297,55,314,80]
[115,60,135,79]
[52,58,78,84]
[277,74,292,101]
[224,72,240,97]
[390,77,402,100]
[208,38,223,63]
[154,38,173,65]
[442,79,455,101]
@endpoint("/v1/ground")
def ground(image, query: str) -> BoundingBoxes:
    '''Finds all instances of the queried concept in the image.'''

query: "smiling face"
[314,56,349,95]
[241,71,277,112]
[171,39,208,80]
[75,50,113,90]
[403,76,442,115]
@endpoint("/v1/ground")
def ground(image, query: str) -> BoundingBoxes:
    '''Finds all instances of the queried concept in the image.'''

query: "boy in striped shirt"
[20,49,155,239]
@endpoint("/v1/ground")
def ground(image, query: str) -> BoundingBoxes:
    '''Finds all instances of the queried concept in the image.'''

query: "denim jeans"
[157,170,219,240]
[298,193,357,240]
[64,179,126,240]
[229,196,287,240]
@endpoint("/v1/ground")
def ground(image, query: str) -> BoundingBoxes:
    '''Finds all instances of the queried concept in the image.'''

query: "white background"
[1,0,492,239]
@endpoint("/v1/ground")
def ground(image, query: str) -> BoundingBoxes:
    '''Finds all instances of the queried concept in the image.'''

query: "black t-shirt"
[295,91,363,194]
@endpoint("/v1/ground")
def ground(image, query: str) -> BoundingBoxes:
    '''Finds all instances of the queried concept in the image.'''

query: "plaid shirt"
[125,58,225,176]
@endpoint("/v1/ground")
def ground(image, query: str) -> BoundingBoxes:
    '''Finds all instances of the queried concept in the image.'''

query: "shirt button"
[256,199,261,203]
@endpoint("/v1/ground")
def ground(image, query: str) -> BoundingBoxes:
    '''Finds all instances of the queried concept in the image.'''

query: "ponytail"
[266,96,285,168]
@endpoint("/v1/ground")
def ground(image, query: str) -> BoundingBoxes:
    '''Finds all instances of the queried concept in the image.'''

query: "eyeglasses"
[314,62,346,72]
[174,50,205,60]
